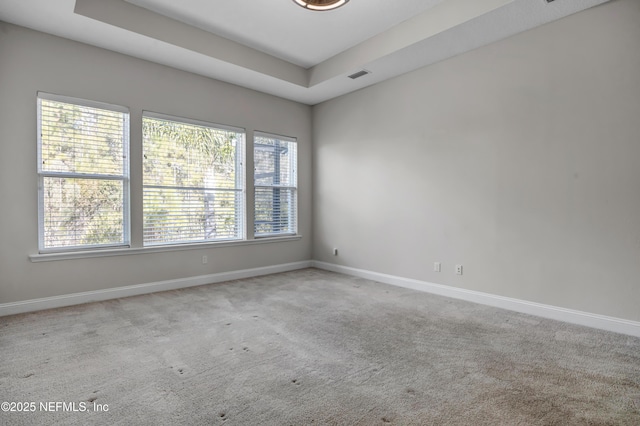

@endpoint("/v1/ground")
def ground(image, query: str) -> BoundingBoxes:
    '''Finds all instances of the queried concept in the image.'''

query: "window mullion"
[39,172,127,181]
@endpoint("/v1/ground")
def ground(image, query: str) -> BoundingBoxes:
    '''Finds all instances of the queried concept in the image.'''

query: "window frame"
[253,131,298,238]
[37,92,131,253]
[141,111,246,247]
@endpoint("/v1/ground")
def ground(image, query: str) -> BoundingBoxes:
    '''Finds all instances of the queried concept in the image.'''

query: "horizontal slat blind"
[38,94,129,251]
[40,104,125,175]
[43,178,125,248]
[143,114,245,245]
[254,132,297,237]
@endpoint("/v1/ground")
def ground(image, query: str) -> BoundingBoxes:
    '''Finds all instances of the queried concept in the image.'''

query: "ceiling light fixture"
[293,0,350,12]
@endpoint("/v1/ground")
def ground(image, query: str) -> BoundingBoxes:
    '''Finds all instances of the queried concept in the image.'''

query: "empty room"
[1,0,639,424]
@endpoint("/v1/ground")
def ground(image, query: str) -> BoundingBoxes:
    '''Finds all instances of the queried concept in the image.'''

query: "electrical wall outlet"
[202,255,208,264]
[434,262,441,272]
[455,264,463,275]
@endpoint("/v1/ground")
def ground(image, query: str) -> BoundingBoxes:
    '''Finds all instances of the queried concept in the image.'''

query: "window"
[142,113,245,245]
[254,132,297,237]
[37,93,130,251]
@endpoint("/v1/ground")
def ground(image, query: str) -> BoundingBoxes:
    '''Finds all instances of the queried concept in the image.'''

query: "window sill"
[29,235,302,263]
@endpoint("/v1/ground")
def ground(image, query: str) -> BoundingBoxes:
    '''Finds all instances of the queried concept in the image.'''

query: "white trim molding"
[5,259,639,338]
[312,261,640,338]
[0,261,312,317]
[30,235,303,263]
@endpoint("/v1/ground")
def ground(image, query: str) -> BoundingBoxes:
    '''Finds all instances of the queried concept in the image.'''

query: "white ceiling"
[0,0,610,105]
[126,0,446,68]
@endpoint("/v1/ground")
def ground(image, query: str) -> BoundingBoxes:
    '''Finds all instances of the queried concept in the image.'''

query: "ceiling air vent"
[348,70,371,80]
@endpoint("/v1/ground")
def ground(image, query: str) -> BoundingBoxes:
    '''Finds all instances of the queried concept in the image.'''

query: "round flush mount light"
[293,0,350,11]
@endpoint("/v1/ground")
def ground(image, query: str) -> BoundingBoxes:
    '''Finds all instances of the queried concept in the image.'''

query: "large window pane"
[40,101,125,175]
[42,177,124,248]
[255,187,296,236]
[143,114,245,245]
[38,94,129,251]
[143,187,241,244]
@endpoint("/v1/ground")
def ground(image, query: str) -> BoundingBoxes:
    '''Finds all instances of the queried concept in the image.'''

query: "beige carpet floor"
[1,268,639,425]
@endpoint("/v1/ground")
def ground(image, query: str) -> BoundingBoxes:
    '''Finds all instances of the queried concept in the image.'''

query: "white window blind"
[254,132,297,237]
[37,93,130,252]
[142,113,245,245]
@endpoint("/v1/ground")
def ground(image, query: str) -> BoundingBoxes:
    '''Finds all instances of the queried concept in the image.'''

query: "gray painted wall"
[313,0,640,321]
[2,0,639,323]
[0,23,312,304]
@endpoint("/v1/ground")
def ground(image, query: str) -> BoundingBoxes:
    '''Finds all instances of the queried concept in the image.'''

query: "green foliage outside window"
[142,117,243,245]
[39,98,127,250]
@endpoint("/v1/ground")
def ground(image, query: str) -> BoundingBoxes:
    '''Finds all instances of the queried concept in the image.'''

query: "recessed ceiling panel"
[125,0,445,68]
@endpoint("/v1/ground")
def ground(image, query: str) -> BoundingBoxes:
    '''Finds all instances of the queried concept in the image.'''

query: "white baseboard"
[312,261,640,338]
[0,261,312,317]
[5,259,639,338]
